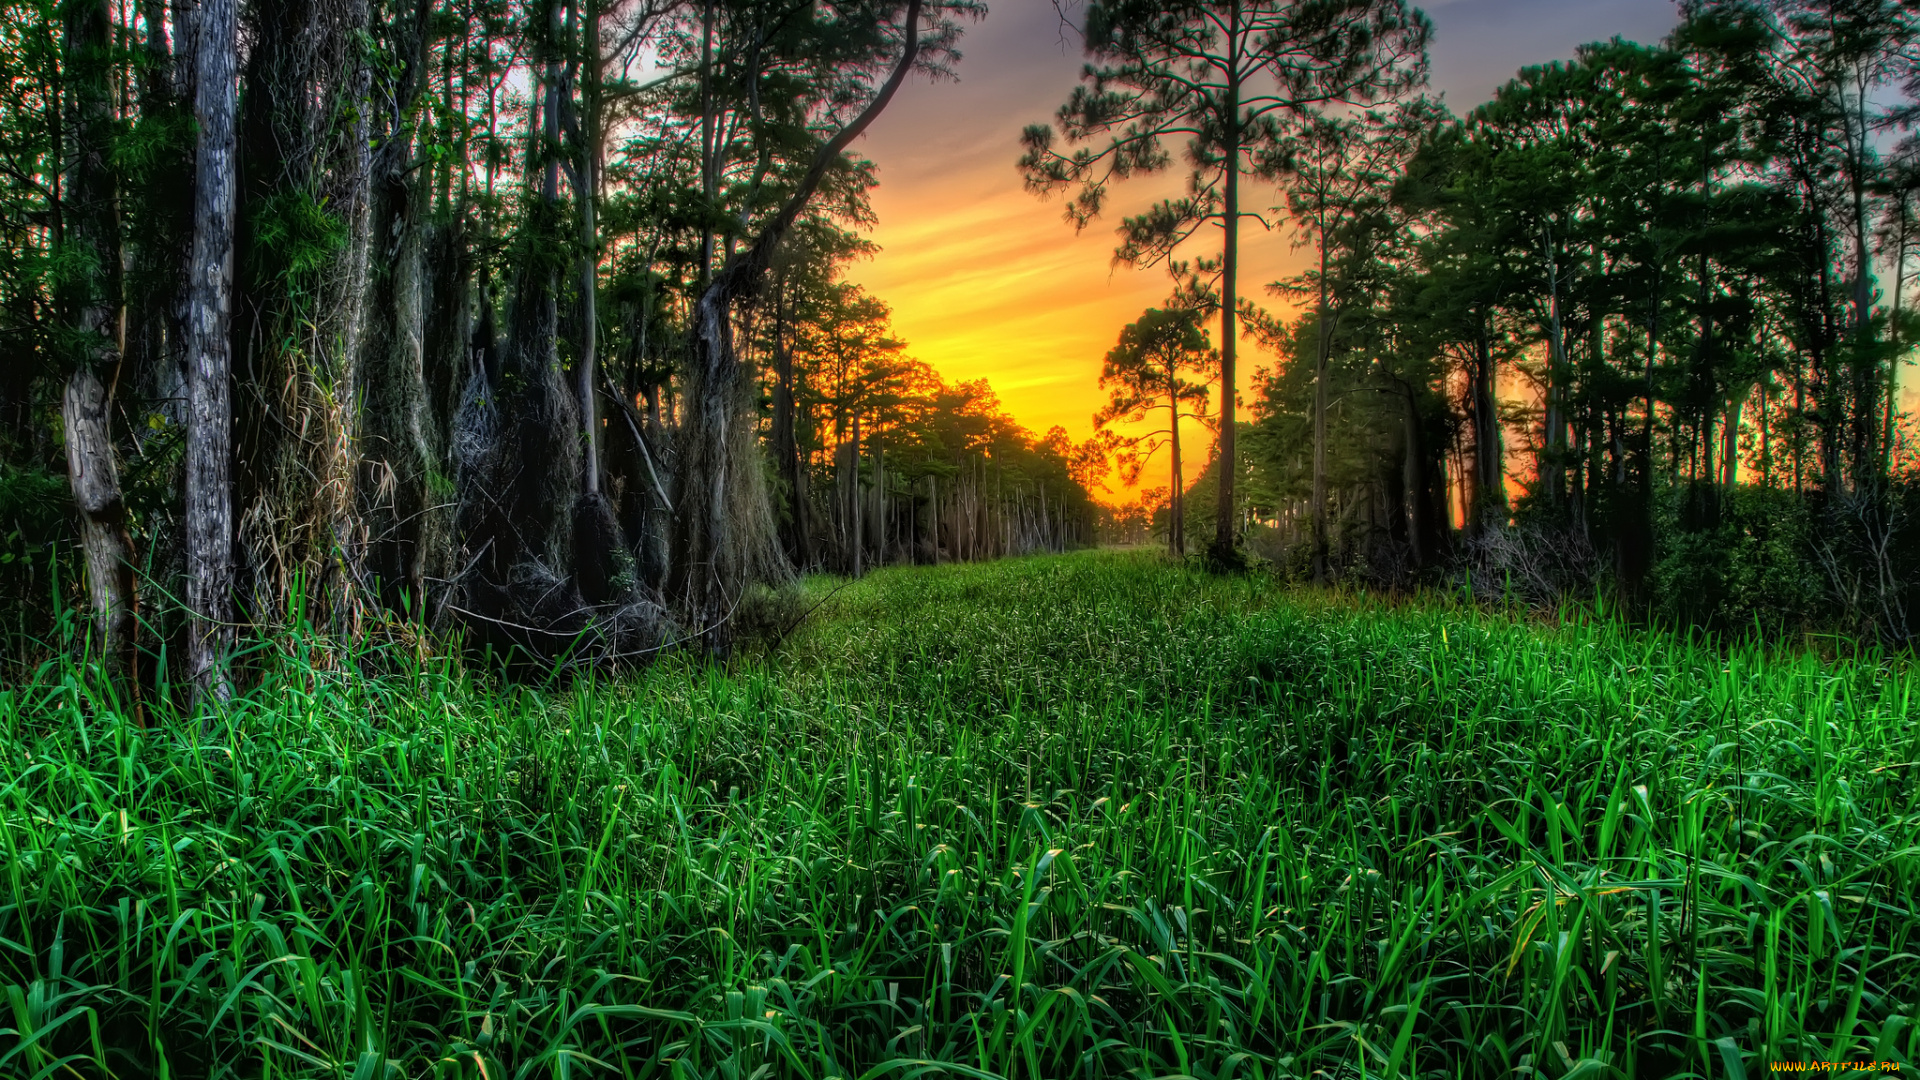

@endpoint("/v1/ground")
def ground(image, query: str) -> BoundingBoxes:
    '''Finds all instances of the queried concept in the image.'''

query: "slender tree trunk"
[851,412,863,577]
[62,0,139,692]
[1311,234,1330,581]
[1169,383,1184,558]
[577,0,605,502]
[1848,96,1878,487]
[1542,224,1567,509]
[1402,390,1423,569]
[1887,206,1908,476]
[185,0,239,700]
[772,284,811,567]
[1213,5,1240,564]
[1725,390,1741,488]
[697,0,715,287]
[1473,314,1505,534]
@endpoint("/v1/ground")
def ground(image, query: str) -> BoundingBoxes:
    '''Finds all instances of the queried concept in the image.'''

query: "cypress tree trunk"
[358,0,436,611]
[61,0,139,690]
[230,0,370,630]
[771,285,812,568]
[361,138,433,608]
[851,412,863,577]
[186,0,239,699]
[670,0,921,638]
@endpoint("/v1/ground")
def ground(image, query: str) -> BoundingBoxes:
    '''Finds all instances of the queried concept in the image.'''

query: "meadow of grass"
[1,550,1917,1079]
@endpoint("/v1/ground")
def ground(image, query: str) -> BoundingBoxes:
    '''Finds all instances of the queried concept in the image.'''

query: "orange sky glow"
[841,0,1920,497]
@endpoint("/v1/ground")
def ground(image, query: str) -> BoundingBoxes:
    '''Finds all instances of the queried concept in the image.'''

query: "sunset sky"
[838,0,1686,469]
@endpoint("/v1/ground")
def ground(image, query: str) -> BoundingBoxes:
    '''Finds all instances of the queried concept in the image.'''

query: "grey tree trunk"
[65,370,137,688]
[186,0,239,699]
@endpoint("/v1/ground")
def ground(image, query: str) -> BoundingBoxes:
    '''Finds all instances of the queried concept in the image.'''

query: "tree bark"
[356,0,435,611]
[61,0,139,691]
[186,0,239,699]
[65,370,138,688]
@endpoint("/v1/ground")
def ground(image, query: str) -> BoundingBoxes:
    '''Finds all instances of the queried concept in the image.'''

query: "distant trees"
[1020,0,1431,564]
[1270,99,1436,579]
[1094,306,1216,556]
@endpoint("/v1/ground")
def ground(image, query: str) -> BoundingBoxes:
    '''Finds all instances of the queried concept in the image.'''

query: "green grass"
[2,550,1917,1078]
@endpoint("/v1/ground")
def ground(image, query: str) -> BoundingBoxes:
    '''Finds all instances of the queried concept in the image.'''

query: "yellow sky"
[842,0,1919,489]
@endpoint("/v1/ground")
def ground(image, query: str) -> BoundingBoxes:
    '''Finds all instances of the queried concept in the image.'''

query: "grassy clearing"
[2,550,1917,1078]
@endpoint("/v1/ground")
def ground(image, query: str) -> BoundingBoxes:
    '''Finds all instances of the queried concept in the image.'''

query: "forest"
[2,0,1919,1076]
[2,0,1101,693]
[1026,0,1920,644]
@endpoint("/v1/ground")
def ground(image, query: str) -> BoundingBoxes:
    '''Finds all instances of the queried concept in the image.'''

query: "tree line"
[1029,0,1918,644]
[0,0,1110,699]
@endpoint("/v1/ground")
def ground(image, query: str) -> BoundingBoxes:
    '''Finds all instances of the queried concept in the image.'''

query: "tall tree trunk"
[358,0,435,611]
[186,0,239,699]
[1887,204,1908,477]
[1169,378,1184,558]
[61,0,139,691]
[851,412,863,577]
[1542,223,1568,510]
[771,283,812,567]
[1848,95,1878,489]
[1722,387,1745,489]
[570,0,625,605]
[1213,3,1240,564]
[1472,313,1505,534]
[1402,390,1423,569]
[230,0,369,631]
[1311,236,1330,581]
